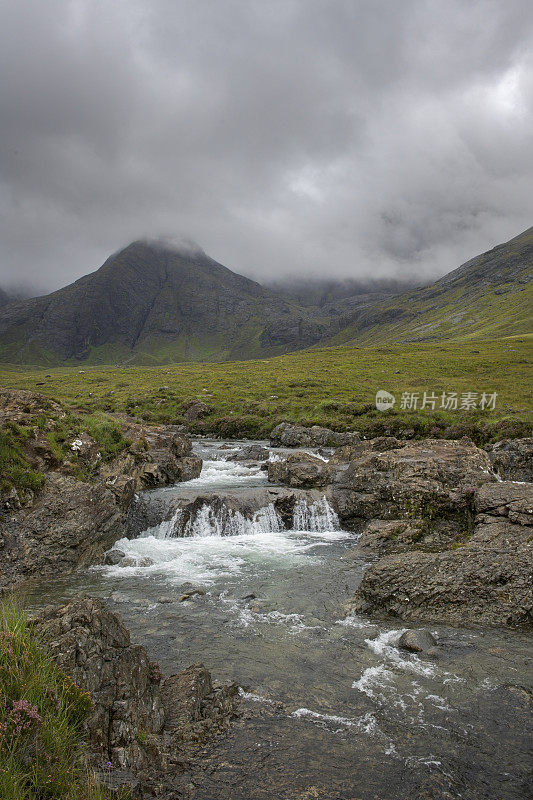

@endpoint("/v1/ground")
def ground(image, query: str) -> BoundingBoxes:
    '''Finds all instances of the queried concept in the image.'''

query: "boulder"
[398,629,438,653]
[350,542,532,627]
[270,422,360,448]
[350,480,533,627]
[267,452,332,488]
[100,423,201,494]
[331,438,495,531]
[229,444,270,462]
[183,401,210,422]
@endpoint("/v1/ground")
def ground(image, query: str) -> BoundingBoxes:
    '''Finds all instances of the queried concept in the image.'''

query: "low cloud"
[0,0,532,293]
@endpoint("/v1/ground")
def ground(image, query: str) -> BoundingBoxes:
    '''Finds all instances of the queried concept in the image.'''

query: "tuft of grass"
[0,596,120,799]
[0,426,45,499]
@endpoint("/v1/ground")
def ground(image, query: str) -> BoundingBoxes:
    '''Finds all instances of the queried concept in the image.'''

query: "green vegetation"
[0,597,121,799]
[0,426,45,499]
[0,337,530,444]
[0,412,129,499]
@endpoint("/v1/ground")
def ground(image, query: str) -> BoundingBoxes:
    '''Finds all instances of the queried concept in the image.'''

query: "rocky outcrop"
[37,597,239,775]
[267,452,332,488]
[484,437,533,482]
[1,474,122,589]
[350,481,533,627]
[229,443,270,462]
[100,422,201,505]
[330,438,495,531]
[0,389,202,589]
[270,422,360,448]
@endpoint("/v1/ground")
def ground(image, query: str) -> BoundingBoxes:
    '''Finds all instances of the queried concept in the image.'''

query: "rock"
[100,423,201,493]
[270,422,360,448]
[70,433,101,464]
[229,444,270,462]
[183,401,210,422]
[177,588,206,602]
[0,473,123,587]
[104,549,126,565]
[37,597,239,773]
[484,438,533,482]
[160,664,239,743]
[398,629,438,653]
[37,597,165,770]
[350,542,532,628]
[331,438,495,531]
[267,452,332,488]
[94,769,142,799]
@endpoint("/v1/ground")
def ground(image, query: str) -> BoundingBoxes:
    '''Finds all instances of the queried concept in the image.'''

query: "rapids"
[27,440,532,800]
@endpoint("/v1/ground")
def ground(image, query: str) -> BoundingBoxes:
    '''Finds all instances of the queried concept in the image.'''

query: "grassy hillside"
[1,337,530,442]
[328,227,533,346]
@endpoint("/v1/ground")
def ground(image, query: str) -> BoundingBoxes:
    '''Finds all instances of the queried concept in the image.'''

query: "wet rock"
[120,556,155,567]
[484,438,533,481]
[160,664,239,743]
[267,452,332,488]
[229,444,270,462]
[350,533,532,628]
[177,588,206,602]
[37,597,239,773]
[398,629,437,653]
[104,549,126,565]
[270,422,360,448]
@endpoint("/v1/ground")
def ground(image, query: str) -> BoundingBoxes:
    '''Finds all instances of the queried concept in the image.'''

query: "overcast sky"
[1,0,532,294]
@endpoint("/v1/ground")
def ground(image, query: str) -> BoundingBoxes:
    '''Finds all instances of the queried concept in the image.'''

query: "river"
[28,439,532,800]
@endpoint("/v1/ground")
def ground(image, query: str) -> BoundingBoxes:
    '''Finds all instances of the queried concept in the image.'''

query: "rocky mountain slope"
[0,241,329,365]
[0,228,530,366]
[327,226,533,345]
[0,287,12,308]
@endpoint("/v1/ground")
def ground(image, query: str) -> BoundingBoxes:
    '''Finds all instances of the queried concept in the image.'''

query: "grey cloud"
[0,0,532,294]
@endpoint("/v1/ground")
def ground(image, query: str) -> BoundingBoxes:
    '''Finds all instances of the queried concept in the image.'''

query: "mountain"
[0,228,530,366]
[0,241,329,365]
[325,226,533,346]
[0,289,11,309]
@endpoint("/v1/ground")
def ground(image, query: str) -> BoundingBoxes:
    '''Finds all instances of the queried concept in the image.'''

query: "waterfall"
[183,502,283,538]
[151,496,339,539]
[154,507,183,539]
[292,497,339,532]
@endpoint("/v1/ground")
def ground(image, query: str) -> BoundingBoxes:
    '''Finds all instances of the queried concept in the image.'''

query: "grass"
[0,426,45,499]
[0,337,531,444]
[0,597,122,799]
[0,413,130,499]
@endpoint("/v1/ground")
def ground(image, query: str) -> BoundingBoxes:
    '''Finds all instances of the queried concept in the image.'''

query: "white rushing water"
[102,453,347,585]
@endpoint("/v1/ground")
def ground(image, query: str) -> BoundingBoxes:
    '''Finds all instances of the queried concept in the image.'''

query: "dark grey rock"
[398,629,437,653]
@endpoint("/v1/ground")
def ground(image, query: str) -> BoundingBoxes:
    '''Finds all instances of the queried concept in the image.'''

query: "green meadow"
[1,337,531,442]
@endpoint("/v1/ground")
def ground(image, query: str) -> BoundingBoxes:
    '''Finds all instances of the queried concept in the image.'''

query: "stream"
[28,440,532,800]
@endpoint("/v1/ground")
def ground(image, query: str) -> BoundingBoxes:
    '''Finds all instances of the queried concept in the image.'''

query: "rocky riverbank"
[36,596,239,798]
[0,388,201,591]
[266,424,533,628]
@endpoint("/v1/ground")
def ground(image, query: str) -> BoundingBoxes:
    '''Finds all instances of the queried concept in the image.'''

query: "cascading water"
[152,496,339,539]
[182,502,283,538]
[292,496,340,532]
